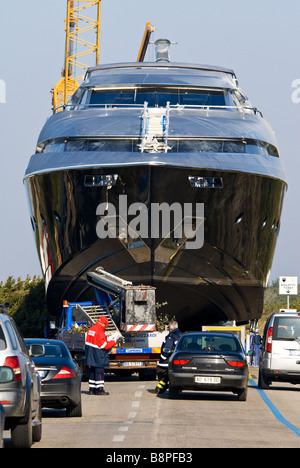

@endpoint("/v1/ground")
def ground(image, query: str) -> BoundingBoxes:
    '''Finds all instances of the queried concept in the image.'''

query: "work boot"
[97,390,109,395]
[149,387,159,394]
[156,381,167,394]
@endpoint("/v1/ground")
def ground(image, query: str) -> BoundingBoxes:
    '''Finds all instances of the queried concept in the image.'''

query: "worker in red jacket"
[85,316,121,395]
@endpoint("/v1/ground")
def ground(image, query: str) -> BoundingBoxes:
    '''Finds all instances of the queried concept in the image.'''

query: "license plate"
[123,362,143,367]
[195,376,221,384]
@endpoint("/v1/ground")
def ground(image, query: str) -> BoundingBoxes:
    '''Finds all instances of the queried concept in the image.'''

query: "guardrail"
[53,102,263,117]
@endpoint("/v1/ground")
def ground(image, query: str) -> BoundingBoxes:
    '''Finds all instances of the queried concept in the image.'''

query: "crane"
[137,22,156,62]
[52,0,101,112]
[51,0,155,112]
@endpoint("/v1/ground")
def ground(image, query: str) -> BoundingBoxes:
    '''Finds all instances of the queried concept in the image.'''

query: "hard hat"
[98,316,109,326]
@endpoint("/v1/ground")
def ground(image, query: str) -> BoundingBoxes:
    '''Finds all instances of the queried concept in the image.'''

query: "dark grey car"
[0,312,42,448]
[25,339,82,417]
[168,332,249,401]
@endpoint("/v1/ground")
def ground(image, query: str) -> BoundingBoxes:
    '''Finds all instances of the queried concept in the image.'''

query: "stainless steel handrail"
[54,103,263,117]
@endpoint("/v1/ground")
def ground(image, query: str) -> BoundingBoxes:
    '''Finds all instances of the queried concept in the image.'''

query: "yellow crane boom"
[137,22,156,62]
[51,1,154,112]
[52,0,101,112]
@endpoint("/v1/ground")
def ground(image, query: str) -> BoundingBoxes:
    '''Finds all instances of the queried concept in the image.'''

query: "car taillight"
[173,359,190,365]
[52,366,75,379]
[266,327,273,353]
[4,356,22,381]
[226,360,245,368]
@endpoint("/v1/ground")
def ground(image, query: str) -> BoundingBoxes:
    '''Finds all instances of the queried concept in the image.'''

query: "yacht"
[25,45,287,329]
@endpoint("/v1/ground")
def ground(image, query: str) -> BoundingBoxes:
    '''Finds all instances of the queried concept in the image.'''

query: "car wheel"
[11,419,33,449]
[11,393,33,448]
[258,369,270,389]
[66,397,82,417]
[168,386,179,399]
[237,386,248,401]
[33,399,42,442]
[11,413,33,448]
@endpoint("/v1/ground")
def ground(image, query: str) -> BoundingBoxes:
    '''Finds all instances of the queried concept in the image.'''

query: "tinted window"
[178,334,240,352]
[90,90,136,106]
[180,90,225,106]
[42,344,68,358]
[0,325,7,351]
[26,343,69,359]
[11,321,28,355]
[42,137,278,158]
[5,321,18,350]
[273,316,300,340]
[88,88,227,108]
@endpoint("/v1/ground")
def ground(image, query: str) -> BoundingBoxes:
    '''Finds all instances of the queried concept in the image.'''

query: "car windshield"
[178,334,240,352]
[273,317,300,341]
[86,87,230,108]
[0,325,7,351]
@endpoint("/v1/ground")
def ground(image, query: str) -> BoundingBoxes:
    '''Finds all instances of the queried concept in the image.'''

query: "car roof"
[271,312,300,318]
[24,338,66,346]
[182,331,236,337]
[0,312,10,319]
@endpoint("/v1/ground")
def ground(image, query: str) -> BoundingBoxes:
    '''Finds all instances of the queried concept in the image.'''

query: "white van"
[257,311,300,389]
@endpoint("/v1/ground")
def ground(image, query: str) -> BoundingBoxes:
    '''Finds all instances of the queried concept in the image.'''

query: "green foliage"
[0,275,298,337]
[258,278,300,333]
[0,276,52,338]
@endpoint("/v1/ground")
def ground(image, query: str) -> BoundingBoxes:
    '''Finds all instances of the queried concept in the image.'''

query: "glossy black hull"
[25,164,286,329]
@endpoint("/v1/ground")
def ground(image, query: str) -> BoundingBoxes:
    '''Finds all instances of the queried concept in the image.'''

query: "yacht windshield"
[86,87,230,108]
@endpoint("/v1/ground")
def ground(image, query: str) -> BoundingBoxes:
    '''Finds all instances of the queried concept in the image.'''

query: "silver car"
[0,311,42,448]
[0,402,5,448]
[258,311,300,389]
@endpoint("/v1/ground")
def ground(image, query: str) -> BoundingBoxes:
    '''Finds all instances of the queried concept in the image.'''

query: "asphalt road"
[4,368,300,449]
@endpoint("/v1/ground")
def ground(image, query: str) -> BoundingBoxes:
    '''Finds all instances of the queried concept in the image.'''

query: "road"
[4,368,300,449]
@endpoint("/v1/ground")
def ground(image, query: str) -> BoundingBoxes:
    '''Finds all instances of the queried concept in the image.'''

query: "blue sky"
[0,0,299,284]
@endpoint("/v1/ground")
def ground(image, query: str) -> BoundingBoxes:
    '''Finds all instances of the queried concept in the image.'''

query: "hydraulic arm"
[137,22,156,62]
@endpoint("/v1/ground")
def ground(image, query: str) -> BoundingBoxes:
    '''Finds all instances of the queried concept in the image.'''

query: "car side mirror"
[247,350,256,357]
[0,366,14,383]
[162,347,173,355]
[29,344,45,357]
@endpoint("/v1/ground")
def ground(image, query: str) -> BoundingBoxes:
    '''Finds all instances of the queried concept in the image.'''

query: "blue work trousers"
[89,366,105,394]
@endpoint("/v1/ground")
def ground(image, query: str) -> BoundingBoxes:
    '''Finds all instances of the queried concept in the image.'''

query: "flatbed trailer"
[56,268,167,379]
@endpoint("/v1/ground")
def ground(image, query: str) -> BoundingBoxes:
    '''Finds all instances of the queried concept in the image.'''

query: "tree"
[0,276,54,337]
[258,279,300,333]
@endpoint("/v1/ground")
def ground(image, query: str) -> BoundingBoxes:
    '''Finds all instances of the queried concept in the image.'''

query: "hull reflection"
[25,164,286,327]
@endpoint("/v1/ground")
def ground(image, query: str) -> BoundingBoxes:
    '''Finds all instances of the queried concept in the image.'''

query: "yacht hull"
[25,163,285,328]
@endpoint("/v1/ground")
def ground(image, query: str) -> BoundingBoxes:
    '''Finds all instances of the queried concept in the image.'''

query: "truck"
[56,268,168,379]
